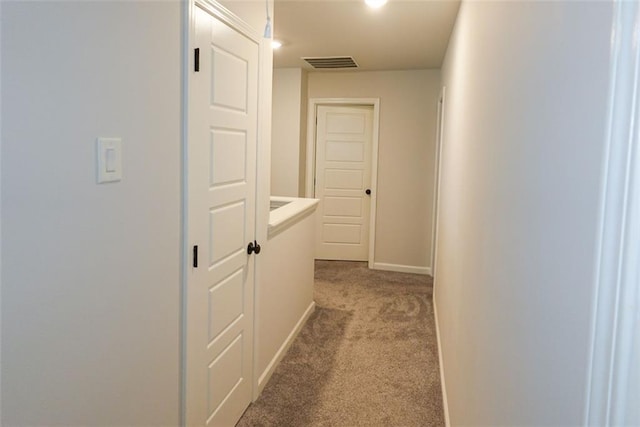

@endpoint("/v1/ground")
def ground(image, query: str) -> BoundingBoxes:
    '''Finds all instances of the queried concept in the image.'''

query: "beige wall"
[272,68,307,196]
[1,1,272,425]
[1,2,182,424]
[308,70,440,270]
[437,1,613,425]
[256,210,316,393]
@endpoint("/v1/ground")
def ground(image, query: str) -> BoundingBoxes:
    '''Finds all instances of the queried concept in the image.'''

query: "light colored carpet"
[237,260,444,426]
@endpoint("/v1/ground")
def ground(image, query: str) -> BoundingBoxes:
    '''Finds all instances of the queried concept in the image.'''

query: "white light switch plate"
[97,137,122,183]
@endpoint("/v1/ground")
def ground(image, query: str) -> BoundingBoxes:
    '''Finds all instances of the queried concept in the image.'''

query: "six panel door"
[185,5,259,426]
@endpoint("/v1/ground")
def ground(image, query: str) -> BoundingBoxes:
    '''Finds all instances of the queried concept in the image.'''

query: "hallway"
[238,261,443,426]
[3,1,639,425]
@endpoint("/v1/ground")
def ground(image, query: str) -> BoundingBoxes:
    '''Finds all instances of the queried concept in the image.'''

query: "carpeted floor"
[237,260,444,427]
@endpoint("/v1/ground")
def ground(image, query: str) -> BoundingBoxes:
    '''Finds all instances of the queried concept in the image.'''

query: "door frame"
[585,1,640,424]
[431,87,446,280]
[305,98,380,268]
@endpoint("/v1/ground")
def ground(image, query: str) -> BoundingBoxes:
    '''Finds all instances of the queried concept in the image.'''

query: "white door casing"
[586,1,640,425]
[184,4,259,426]
[431,87,446,280]
[314,105,374,261]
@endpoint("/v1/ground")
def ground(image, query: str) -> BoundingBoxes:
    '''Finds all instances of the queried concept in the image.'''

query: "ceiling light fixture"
[271,40,282,49]
[365,0,387,8]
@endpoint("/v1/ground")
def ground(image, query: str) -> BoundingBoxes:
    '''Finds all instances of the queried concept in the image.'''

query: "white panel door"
[185,5,258,426]
[315,105,373,260]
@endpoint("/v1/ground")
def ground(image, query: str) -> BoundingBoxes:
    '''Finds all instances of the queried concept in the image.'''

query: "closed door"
[184,5,259,426]
[315,105,373,261]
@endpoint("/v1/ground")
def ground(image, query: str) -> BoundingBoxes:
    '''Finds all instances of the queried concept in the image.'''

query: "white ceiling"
[273,0,461,71]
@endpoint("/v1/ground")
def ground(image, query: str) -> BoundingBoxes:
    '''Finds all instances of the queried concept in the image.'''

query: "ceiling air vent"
[302,56,359,70]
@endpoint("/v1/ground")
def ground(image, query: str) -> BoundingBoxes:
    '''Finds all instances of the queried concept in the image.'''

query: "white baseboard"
[371,262,431,275]
[256,301,316,397]
[433,296,451,427]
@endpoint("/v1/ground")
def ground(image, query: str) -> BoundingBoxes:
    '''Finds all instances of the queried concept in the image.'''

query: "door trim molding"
[585,1,640,425]
[305,98,380,268]
[194,0,261,42]
[431,87,446,280]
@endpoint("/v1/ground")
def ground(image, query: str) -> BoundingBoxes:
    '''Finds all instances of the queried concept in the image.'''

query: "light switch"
[97,137,122,183]
[105,148,116,173]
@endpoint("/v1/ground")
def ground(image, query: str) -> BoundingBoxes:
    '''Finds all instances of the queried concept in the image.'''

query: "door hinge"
[193,245,198,268]
[194,48,200,72]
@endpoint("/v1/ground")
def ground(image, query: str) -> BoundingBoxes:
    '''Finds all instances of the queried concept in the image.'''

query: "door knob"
[247,240,261,255]
[365,189,371,195]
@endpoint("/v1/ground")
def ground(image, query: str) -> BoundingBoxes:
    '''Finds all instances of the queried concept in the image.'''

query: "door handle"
[247,240,261,255]
[365,189,371,195]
